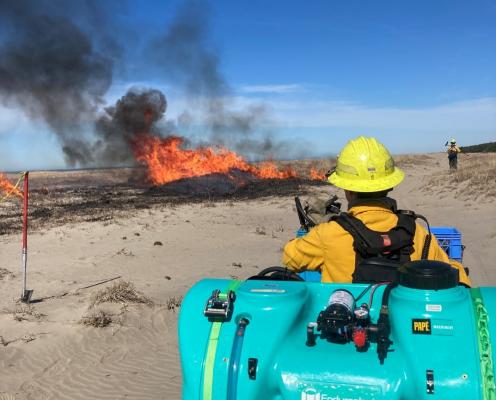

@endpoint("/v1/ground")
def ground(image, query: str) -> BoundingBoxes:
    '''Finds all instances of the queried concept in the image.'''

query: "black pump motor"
[317,289,355,343]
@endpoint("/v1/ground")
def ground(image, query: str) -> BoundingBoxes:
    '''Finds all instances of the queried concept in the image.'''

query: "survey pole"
[21,172,32,303]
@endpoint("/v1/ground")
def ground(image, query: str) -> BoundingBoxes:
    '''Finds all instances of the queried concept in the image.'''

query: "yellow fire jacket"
[447,145,461,154]
[283,204,471,286]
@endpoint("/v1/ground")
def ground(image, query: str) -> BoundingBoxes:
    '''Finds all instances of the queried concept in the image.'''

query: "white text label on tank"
[426,304,443,312]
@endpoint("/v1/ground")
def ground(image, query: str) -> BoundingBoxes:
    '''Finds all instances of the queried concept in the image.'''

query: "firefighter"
[446,139,461,170]
[282,136,471,286]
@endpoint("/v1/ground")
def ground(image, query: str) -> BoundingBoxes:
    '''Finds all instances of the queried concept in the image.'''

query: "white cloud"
[270,97,496,133]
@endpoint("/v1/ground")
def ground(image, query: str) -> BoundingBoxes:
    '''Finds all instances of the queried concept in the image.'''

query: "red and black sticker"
[412,319,431,334]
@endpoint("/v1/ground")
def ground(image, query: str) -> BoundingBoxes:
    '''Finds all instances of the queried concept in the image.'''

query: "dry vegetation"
[81,310,113,328]
[394,154,436,168]
[4,152,490,239]
[166,295,183,311]
[0,168,325,236]
[80,280,152,328]
[12,304,46,322]
[0,268,14,280]
[90,280,153,307]
[277,158,336,175]
[421,153,496,200]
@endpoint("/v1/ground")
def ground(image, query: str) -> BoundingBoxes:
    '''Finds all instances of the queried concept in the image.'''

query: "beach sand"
[0,152,494,399]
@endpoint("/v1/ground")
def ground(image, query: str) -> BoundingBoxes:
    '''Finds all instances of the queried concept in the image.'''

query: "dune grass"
[394,154,436,168]
[422,153,496,200]
[12,304,46,322]
[275,158,336,177]
[90,280,153,307]
[166,295,183,311]
[81,310,113,328]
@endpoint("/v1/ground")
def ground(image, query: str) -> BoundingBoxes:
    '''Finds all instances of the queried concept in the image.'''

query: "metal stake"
[21,172,32,303]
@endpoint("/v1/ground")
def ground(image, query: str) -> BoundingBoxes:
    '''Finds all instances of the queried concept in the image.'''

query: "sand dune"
[0,152,494,399]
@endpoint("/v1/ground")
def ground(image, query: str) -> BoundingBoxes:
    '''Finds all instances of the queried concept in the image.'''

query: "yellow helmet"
[328,136,404,192]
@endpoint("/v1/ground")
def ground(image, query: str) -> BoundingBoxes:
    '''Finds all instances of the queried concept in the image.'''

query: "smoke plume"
[148,1,289,160]
[0,0,302,168]
[94,88,167,165]
[0,0,115,166]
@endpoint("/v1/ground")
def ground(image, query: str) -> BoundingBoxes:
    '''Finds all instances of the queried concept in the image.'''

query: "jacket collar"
[348,197,398,215]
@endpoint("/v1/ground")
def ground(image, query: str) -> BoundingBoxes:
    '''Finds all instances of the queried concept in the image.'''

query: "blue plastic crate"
[296,228,308,238]
[298,270,322,282]
[431,226,463,262]
[295,229,321,282]
[295,229,323,281]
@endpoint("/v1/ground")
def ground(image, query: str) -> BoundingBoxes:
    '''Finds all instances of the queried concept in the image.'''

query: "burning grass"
[0,172,23,200]
[90,280,153,307]
[0,167,326,236]
[133,134,301,184]
[277,158,335,179]
[421,153,496,200]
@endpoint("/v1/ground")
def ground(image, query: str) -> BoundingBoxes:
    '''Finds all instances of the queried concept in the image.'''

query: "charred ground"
[0,167,325,236]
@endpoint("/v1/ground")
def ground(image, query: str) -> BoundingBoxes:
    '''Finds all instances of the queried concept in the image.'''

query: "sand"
[0,152,494,399]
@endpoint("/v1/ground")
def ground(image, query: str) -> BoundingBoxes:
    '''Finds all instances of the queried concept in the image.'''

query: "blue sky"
[1,0,495,170]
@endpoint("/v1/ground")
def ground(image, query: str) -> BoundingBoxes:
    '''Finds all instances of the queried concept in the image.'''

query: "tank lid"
[398,260,459,290]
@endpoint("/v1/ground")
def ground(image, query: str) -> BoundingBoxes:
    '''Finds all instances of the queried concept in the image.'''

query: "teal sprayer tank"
[179,261,496,399]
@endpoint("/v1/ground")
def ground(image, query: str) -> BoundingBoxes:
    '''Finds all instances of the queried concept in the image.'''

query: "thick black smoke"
[94,88,167,164]
[0,0,303,168]
[0,0,115,166]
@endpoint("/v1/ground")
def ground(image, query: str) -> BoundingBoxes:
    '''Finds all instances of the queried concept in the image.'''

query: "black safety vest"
[332,209,430,284]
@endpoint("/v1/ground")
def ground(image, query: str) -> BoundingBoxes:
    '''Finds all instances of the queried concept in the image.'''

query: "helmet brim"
[328,167,404,192]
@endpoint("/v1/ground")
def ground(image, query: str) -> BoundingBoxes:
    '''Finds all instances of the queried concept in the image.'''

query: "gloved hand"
[304,195,342,225]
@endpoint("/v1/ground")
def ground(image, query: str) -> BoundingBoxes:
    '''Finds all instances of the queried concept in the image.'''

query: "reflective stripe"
[202,280,242,400]
[381,234,392,248]
[202,322,222,400]
[470,288,496,399]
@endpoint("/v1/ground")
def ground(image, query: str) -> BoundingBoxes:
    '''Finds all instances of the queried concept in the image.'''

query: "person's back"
[283,136,471,286]
[446,139,461,169]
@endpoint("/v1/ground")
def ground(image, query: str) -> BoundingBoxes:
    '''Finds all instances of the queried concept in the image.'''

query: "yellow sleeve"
[282,225,325,272]
[449,259,471,287]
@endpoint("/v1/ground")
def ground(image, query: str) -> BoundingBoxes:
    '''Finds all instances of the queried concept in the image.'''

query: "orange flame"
[310,168,327,181]
[132,134,298,185]
[0,172,23,199]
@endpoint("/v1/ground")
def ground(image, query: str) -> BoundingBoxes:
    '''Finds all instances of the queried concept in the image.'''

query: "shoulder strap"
[387,211,416,251]
[333,213,384,257]
[403,210,432,260]
[333,210,417,261]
